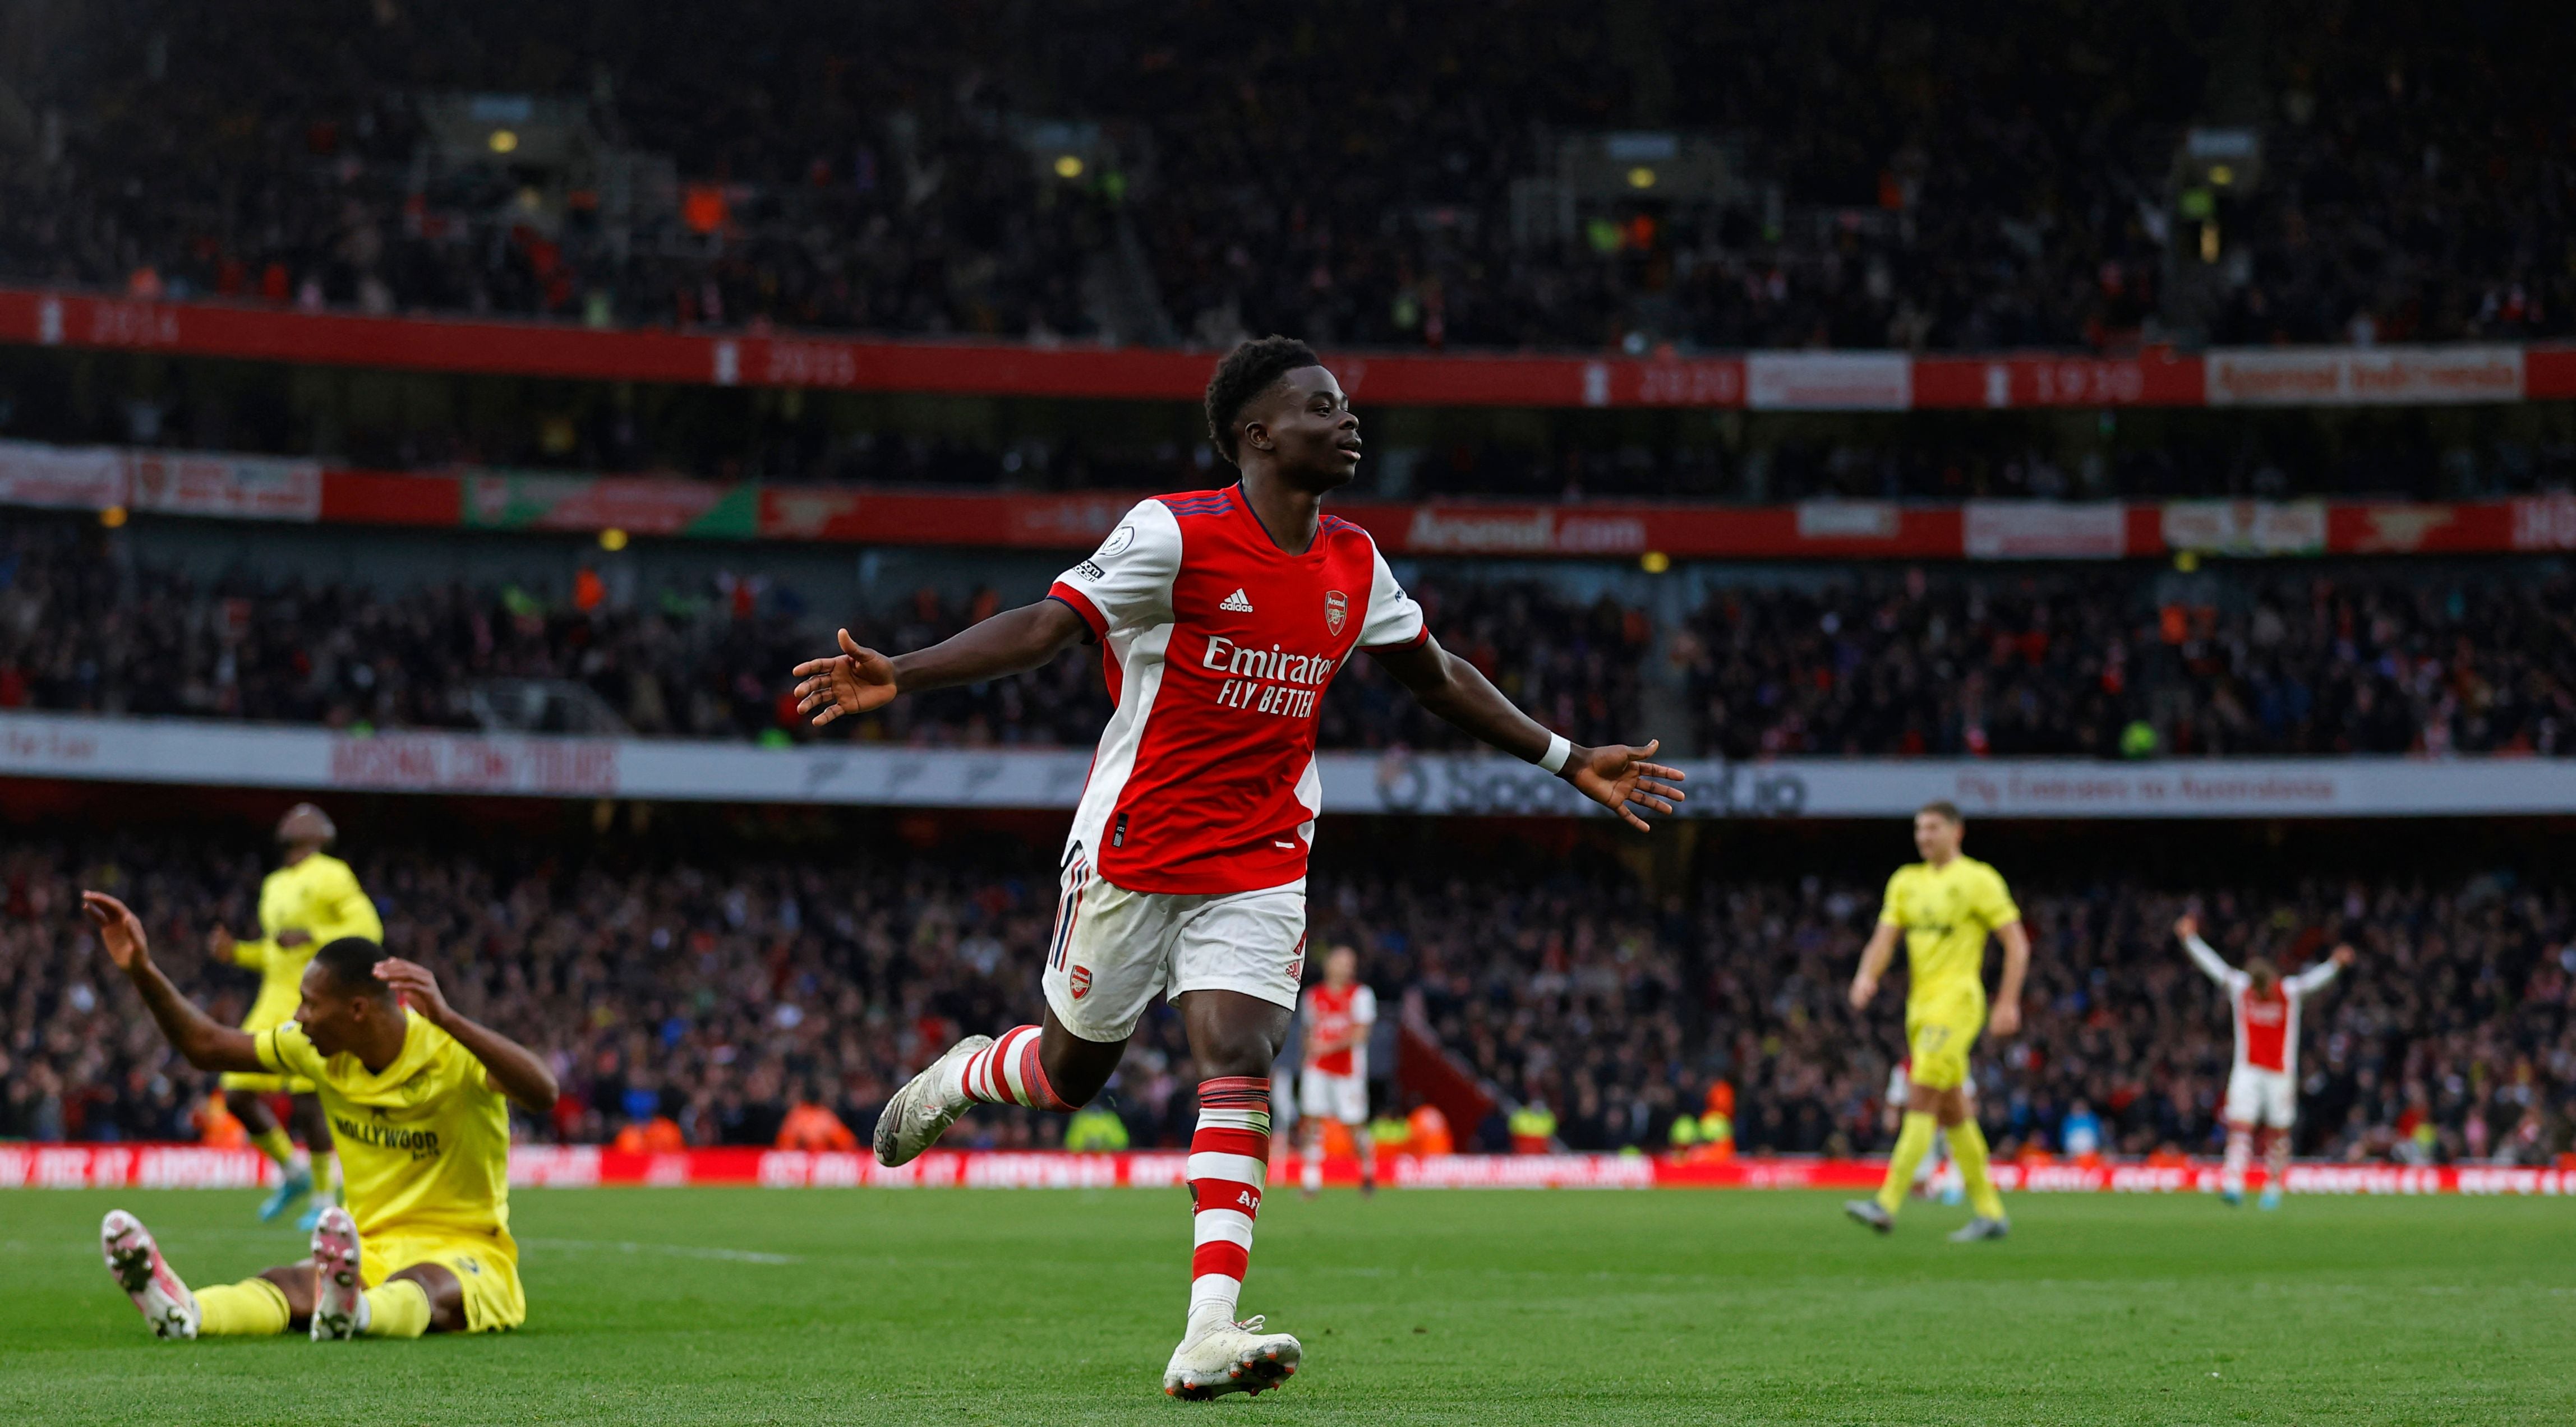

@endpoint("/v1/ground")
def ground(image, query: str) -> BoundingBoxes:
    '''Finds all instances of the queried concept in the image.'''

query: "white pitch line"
[519,1237,803,1265]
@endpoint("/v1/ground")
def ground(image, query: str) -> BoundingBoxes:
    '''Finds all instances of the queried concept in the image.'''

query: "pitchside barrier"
[4,1145,2568,1196]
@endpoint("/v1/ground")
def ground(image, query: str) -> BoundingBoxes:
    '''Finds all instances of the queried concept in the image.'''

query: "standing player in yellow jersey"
[1844,801,2030,1241]
[82,890,555,1341]
[209,803,381,1229]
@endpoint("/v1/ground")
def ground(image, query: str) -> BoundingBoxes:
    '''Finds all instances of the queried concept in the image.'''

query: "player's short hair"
[1918,800,1965,825]
[313,936,394,1002]
[1204,335,1321,465]
[276,802,337,845]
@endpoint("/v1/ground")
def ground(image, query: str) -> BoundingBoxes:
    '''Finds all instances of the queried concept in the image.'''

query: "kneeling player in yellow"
[82,889,556,1340]
[1843,801,2029,1242]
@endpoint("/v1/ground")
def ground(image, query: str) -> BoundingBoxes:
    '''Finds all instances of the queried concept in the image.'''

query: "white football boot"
[873,1035,990,1166]
[100,1209,199,1340]
[308,1205,365,1340]
[1162,1316,1302,1400]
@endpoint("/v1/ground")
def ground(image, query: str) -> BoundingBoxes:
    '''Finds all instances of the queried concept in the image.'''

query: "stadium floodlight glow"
[1639,550,1671,575]
[600,527,629,552]
[489,128,519,155]
[1053,154,1085,179]
[99,505,128,529]
[2209,163,2236,187]
[1626,166,1657,190]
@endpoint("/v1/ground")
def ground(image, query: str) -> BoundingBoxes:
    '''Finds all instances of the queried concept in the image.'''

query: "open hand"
[374,958,453,1025]
[1566,739,1686,832]
[82,892,150,973]
[1848,972,1879,1012]
[792,629,900,727]
[207,925,236,960]
[2330,943,2356,967]
[2173,913,2199,942]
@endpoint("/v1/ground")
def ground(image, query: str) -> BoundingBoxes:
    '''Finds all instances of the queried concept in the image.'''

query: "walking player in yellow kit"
[1844,801,2030,1241]
[84,889,555,1341]
[211,803,381,1229]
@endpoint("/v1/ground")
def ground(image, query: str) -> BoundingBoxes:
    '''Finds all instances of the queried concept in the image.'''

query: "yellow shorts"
[363,1232,526,1333]
[218,1070,316,1096]
[1904,989,1985,1092]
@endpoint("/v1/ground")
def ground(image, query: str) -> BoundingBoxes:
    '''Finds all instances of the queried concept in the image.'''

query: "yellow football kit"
[1876,856,2021,1091]
[254,1012,524,1332]
[221,852,381,1096]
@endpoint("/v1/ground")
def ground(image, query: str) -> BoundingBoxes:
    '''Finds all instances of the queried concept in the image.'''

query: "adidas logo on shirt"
[1219,588,1255,612]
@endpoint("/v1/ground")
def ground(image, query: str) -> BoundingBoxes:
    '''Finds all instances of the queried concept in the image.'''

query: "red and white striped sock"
[1186,1075,1272,1335]
[2222,1125,2252,1196]
[941,1026,1072,1111]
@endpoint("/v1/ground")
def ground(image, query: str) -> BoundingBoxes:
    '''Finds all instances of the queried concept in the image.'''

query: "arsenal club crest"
[1070,964,1093,999]
[1324,590,1348,635]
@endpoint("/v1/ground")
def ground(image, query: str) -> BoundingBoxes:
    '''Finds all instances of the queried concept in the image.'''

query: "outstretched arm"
[375,958,559,1114]
[2288,944,2355,997]
[2172,915,2244,988]
[794,601,1088,726]
[84,892,264,1074]
[1370,634,1685,832]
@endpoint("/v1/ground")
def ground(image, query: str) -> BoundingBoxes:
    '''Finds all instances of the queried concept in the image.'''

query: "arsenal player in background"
[1296,944,1379,1199]
[2175,913,2356,1208]
[792,335,1685,1400]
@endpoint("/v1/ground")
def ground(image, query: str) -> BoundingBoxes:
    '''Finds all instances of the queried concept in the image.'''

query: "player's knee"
[390,1266,469,1333]
[257,1263,316,1318]
[1191,1028,1277,1080]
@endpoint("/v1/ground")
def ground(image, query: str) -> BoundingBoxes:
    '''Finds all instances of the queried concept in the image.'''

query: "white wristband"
[1536,732,1573,775]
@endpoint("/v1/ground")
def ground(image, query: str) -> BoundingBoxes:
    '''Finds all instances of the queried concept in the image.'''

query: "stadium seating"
[6,3,2567,351]
[6,831,2565,1168]
[6,517,2569,758]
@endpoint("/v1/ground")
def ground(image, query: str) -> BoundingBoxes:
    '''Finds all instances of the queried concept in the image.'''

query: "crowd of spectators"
[4,518,2572,759]
[3,2,2568,353]
[6,828,2569,1171]
[1679,564,2576,759]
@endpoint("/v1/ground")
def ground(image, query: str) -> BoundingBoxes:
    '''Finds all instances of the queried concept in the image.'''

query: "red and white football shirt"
[2237,983,2292,1072]
[1047,486,1426,895]
[1301,982,1378,1078]
[2181,934,2342,1075]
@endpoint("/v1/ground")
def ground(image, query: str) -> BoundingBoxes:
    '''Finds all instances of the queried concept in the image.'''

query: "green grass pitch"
[3,1187,2570,1425]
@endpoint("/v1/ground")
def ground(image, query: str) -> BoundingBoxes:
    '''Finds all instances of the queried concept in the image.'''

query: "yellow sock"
[312,1150,338,1202]
[1951,1117,2006,1220]
[196,1278,292,1336]
[361,1280,432,1339]
[1875,1111,1937,1214]
[250,1126,296,1169]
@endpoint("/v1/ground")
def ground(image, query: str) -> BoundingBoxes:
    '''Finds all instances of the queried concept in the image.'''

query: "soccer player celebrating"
[1296,944,1378,1198]
[793,336,1685,1398]
[83,890,555,1341]
[2174,913,2354,1208]
[208,802,381,1229]
[1844,801,2029,1241]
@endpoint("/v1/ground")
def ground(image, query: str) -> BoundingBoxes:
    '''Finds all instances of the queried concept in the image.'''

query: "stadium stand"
[6,828,2567,1167]
[4,2,2568,350]
[6,516,2569,758]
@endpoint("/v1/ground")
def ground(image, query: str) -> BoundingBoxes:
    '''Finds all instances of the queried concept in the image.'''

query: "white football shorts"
[2223,1066,2297,1129]
[1040,871,1305,1043]
[1298,1066,1369,1125]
